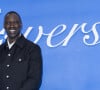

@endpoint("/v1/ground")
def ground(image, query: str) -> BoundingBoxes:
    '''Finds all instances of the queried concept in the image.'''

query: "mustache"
[8,28,16,30]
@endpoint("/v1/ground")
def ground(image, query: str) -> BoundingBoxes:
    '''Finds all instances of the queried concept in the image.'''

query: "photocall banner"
[0,0,100,90]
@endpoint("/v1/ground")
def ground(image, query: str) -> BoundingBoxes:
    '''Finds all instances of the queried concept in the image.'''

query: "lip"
[9,29,16,33]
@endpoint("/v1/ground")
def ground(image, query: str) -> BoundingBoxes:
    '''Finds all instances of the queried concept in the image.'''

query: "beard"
[7,29,20,40]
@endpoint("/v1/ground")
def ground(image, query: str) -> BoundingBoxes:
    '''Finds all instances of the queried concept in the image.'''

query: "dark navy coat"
[0,35,42,90]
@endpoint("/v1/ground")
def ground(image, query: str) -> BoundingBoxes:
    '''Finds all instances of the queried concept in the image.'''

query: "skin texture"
[4,13,22,44]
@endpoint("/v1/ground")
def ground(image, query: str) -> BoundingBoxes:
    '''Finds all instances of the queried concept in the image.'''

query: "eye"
[5,21,20,25]
[5,22,10,25]
[14,21,19,24]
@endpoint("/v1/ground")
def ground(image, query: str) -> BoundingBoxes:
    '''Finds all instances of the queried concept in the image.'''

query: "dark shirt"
[0,35,42,90]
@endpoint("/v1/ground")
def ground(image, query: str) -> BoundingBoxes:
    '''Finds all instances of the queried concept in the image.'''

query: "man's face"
[4,13,22,39]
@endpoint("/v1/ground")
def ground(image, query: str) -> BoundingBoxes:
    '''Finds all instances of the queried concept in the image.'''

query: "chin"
[7,32,20,39]
[8,34,18,39]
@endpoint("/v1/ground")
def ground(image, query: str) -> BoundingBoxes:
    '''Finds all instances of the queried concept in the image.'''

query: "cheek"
[15,24,20,28]
[17,25,22,30]
[4,25,9,30]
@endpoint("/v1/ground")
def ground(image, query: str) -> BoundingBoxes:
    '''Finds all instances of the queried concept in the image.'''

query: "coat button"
[19,58,22,62]
[6,86,9,90]
[8,53,11,56]
[6,64,10,67]
[6,75,10,78]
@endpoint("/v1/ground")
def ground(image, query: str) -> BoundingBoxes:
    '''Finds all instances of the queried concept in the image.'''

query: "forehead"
[5,13,20,21]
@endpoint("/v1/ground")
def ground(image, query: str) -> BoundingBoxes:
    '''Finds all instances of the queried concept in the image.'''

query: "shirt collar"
[7,40,15,49]
[3,34,26,49]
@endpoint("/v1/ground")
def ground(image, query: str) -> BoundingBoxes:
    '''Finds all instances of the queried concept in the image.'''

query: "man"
[0,11,43,90]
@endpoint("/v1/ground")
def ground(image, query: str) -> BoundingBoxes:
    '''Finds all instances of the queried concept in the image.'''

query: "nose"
[10,22,15,28]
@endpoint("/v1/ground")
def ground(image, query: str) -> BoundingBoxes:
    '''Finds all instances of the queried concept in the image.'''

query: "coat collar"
[2,34,26,49]
[15,34,26,48]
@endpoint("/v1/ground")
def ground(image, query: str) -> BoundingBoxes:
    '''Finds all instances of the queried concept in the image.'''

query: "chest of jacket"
[0,45,31,89]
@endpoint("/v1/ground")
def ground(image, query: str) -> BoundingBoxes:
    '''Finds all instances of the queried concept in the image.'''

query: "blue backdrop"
[0,0,100,90]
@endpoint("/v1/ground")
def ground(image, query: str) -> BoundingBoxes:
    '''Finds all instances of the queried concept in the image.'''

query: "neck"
[7,38,17,44]
[7,34,21,44]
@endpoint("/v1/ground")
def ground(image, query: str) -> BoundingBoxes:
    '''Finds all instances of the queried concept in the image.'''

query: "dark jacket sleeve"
[20,45,43,90]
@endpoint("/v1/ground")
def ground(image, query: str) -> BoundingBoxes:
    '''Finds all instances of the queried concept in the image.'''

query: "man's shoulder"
[19,35,41,51]
[24,38,41,50]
